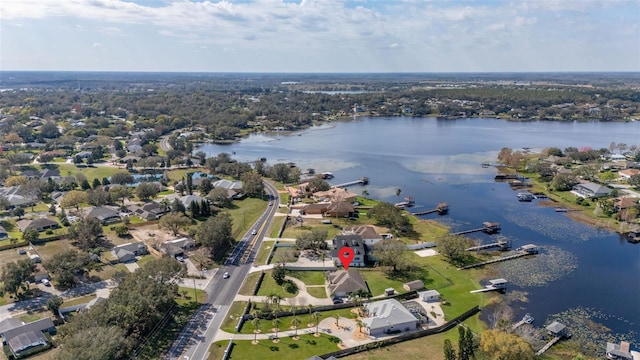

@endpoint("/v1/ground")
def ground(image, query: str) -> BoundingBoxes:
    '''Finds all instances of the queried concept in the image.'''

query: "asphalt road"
[168,180,280,360]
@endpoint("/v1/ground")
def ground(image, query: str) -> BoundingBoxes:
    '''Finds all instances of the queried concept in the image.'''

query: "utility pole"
[193,277,197,303]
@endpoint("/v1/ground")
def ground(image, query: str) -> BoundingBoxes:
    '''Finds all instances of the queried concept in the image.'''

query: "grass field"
[208,333,342,360]
[61,294,97,308]
[255,269,298,298]
[225,198,268,239]
[306,287,328,298]
[238,272,262,296]
[287,271,325,286]
[268,215,286,238]
[254,242,274,266]
[88,263,128,282]
[56,163,122,182]
[220,301,249,333]
[270,247,298,264]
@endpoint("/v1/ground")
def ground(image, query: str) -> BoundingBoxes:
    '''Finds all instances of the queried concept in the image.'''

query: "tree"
[272,265,287,285]
[272,318,281,339]
[0,196,10,210]
[81,179,91,190]
[136,182,159,201]
[551,173,579,191]
[1,259,36,297]
[61,190,88,210]
[109,186,132,206]
[628,174,640,188]
[268,163,291,183]
[40,121,61,138]
[480,330,534,360]
[199,178,213,195]
[5,175,27,187]
[68,217,103,250]
[291,317,301,337]
[312,312,322,335]
[55,325,129,360]
[252,317,261,343]
[334,314,340,327]
[367,202,411,232]
[114,225,129,237]
[241,171,265,197]
[207,187,232,208]
[11,207,25,220]
[438,234,472,265]
[47,295,64,316]
[159,212,191,236]
[295,228,328,254]
[22,228,39,243]
[87,188,110,206]
[306,175,331,194]
[355,319,365,333]
[46,250,92,289]
[196,213,234,260]
[189,247,213,271]
[444,339,458,360]
[172,198,186,213]
[110,171,135,185]
[373,239,409,272]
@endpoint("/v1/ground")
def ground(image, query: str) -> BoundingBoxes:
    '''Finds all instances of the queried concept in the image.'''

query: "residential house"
[606,341,633,360]
[0,225,7,239]
[112,242,148,263]
[162,237,196,257]
[324,201,355,218]
[212,179,243,191]
[1,318,55,359]
[362,299,419,337]
[418,290,441,302]
[327,270,369,298]
[179,194,206,209]
[331,235,368,268]
[128,201,168,221]
[33,264,49,283]
[86,206,121,225]
[614,197,639,212]
[312,188,358,203]
[300,203,330,215]
[0,186,38,208]
[285,182,309,200]
[571,181,612,199]
[343,225,382,245]
[619,168,640,179]
[16,218,59,233]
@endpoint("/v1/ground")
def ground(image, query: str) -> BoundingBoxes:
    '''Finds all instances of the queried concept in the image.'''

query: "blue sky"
[1,0,638,72]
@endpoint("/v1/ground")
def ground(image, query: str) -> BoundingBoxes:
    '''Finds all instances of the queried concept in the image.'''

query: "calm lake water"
[197,117,640,343]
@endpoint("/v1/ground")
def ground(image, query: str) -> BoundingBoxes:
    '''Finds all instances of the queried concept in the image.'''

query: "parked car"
[41,279,51,286]
[175,255,185,262]
[332,297,343,304]
[223,272,230,279]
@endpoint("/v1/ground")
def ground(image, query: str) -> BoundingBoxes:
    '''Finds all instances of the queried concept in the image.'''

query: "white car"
[223,272,230,279]
[41,279,51,286]
[251,229,257,235]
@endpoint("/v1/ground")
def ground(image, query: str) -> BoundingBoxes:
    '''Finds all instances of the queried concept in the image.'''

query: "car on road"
[223,272,230,279]
[175,255,185,262]
[332,296,343,304]
[41,279,51,286]
[269,201,273,206]
[251,229,257,235]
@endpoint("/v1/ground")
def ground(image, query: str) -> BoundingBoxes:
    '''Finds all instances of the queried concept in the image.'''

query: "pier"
[413,202,449,215]
[495,173,527,181]
[466,239,511,251]
[331,176,369,188]
[458,245,538,270]
[470,279,509,293]
[452,221,500,236]
[536,337,562,356]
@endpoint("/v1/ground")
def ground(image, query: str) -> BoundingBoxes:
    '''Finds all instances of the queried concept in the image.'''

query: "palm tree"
[312,312,322,335]
[355,319,365,333]
[291,317,301,337]
[272,318,281,339]
[334,314,340,328]
[271,294,283,318]
[251,317,261,343]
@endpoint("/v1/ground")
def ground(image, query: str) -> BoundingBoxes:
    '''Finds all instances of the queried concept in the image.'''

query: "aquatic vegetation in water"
[502,208,599,243]
[497,246,578,286]
[546,307,639,356]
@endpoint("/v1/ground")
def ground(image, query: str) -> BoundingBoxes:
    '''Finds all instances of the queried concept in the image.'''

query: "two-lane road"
[171,181,280,360]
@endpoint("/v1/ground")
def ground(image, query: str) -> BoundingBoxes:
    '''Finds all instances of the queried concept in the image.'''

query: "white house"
[362,299,419,337]
[571,181,611,199]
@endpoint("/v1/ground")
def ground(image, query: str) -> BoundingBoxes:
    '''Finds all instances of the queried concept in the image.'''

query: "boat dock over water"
[413,202,449,215]
[331,176,369,188]
[459,244,539,270]
[452,221,500,235]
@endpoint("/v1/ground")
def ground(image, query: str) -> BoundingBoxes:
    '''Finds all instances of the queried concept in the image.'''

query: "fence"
[318,305,481,359]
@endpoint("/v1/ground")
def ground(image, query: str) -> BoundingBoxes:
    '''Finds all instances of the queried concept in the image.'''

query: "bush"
[45,230,54,235]
[285,280,298,294]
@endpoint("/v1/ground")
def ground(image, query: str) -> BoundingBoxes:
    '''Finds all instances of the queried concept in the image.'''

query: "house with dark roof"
[571,181,611,199]
[16,218,59,233]
[213,179,243,191]
[112,242,148,263]
[179,194,206,208]
[128,201,168,221]
[86,206,121,224]
[362,299,419,337]
[327,270,369,298]
[324,201,355,218]
[331,235,368,268]
[546,321,568,337]
[162,237,196,257]
[1,318,55,358]
[0,186,38,208]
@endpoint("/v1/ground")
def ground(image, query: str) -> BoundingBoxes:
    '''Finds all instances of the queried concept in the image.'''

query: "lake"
[197,117,640,345]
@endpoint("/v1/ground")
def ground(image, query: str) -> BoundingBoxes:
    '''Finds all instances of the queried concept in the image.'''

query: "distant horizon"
[1,1,638,73]
[2,70,639,75]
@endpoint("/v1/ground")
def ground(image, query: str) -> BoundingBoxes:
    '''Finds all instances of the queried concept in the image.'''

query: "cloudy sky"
[1,0,638,72]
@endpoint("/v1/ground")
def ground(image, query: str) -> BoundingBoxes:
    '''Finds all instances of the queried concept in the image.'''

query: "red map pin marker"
[338,247,355,270]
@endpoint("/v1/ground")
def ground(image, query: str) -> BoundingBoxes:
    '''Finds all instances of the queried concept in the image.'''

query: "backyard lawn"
[208,334,342,360]
[288,271,326,286]
[255,270,298,298]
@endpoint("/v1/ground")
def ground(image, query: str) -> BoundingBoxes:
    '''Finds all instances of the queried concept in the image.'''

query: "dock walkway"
[536,336,561,356]
[458,252,531,270]
[466,240,509,251]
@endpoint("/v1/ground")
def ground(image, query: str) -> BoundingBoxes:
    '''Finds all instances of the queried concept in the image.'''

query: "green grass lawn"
[176,286,207,306]
[225,198,268,238]
[232,306,356,335]
[288,271,326,286]
[270,247,298,264]
[254,242,274,266]
[268,216,287,238]
[33,239,74,263]
[56,164,122,182]
[88,263,128,282]
[256,270,298,298]
[136,254,157,268]
[18,313,46,323]
[26,203,50,214]
[220,301,249,333]
[61,294,97,308]
[306,287,328,298]
[209,333,342,360]
[239,272,262,296]
[359,269,409,297]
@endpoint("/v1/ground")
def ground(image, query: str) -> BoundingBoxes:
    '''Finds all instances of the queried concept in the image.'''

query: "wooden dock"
[536,337,561,356]
[512,319,527,330]
[413,202,449,216]
[458,251,532,270]
[466,239,511,251]
[452,222,500,236]
[331,176,369,188]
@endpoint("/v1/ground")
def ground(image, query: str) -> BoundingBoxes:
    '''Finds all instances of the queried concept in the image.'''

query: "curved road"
[166,180,280,360]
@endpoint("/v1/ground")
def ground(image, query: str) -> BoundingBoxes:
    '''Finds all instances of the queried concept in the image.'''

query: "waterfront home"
[618,168,640,179]
[571,181,612,199]
[312,187,358,203]
[331,235,368,268]
[0,186,38,208]
[343,225,382,245]
[362,299,419,337]
[614,197,639,212]
[16,218,59,233]
[606,341,633,360]
[327,270,368,298]
[324,201,355,218]
[300,202,330,215]
[213,179,243,191]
